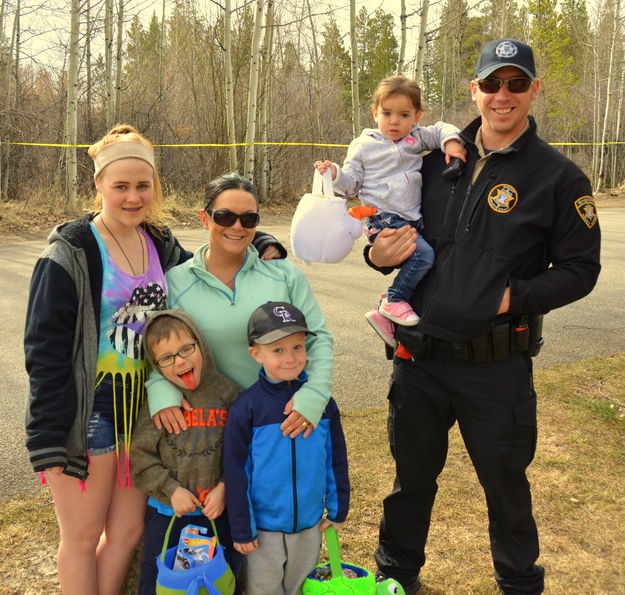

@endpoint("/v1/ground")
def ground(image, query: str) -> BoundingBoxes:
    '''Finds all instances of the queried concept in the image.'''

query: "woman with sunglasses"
[24,128,285,594]
[146,172,333,443]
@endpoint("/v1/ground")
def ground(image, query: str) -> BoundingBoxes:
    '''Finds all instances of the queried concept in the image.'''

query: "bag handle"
[311,169,335,198]
[160,513,221,562]
[323,525,344,579]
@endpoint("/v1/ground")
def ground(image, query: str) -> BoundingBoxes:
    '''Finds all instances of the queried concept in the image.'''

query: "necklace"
[99,216,145,276]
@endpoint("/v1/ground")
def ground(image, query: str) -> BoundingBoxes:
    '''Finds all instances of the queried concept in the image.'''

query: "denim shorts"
[86,410,124,456]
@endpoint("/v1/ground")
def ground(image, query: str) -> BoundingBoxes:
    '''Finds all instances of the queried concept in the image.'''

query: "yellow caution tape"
[4,140,625,148]
[6,141,350,148]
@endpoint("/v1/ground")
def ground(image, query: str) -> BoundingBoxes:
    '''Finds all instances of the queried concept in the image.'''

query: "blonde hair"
[88,124,166,230]
[372,75,423,112]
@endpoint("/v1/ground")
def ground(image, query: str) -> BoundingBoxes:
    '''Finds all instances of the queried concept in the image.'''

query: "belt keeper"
[491,324,510,361]
[469,334,490,363]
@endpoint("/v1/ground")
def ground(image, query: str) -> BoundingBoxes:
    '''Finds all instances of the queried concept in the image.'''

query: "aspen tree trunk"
[243,0,264,180]
[224,0,237,171]
[105,0,114,128]
[591,47,600,182]
[349,0,360,137]
[258,0,274,202]
[610,63,625,185]
[65,0,80,214]
[414,0,429,83]
[114,0,123,123]
[85,0,93,142]
[157,0,165,158]
[397,0,406,75]
[0,0,7,200]
[306,0,322,147]
[596,0,620,192]
[1,0,19,200]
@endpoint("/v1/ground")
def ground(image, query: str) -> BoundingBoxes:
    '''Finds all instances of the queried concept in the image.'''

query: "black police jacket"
[369,116,601,343]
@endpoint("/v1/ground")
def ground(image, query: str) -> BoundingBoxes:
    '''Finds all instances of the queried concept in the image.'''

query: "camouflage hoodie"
[130,309,241,506]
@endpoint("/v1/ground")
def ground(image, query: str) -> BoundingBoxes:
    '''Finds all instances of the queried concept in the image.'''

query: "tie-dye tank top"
[90,223,167,474]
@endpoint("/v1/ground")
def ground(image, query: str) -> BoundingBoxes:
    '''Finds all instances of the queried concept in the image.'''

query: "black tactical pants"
[374,351,545,595]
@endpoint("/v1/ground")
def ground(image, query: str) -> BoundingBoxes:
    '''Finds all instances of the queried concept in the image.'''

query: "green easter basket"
[301,525,375,594]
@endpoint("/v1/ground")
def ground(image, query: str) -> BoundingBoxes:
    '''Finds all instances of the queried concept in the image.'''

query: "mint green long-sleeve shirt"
[146,244,333,427]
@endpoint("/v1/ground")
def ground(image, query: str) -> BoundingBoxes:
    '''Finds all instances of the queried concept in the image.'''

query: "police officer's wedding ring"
[302,421,309,427]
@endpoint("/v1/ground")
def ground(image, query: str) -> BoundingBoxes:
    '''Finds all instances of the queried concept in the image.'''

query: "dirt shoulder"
[0,188,622,240]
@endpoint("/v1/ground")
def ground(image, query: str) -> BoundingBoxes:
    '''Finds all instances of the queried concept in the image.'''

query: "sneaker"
[365,308,397,348]
[375,570,421,594]
[378,298,419,326]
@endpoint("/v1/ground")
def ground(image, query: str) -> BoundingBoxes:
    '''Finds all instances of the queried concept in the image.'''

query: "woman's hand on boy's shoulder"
[280,398,313,439]
[234,539,259,554]
[152,398,193,434]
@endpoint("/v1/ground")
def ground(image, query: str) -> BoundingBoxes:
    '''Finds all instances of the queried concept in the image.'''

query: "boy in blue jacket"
[224,301,350,595]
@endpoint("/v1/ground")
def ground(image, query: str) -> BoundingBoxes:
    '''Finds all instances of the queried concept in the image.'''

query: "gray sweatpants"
[244,525,322,595]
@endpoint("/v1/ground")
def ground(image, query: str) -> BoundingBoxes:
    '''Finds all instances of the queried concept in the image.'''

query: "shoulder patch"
[487,184,518,213]
[574,196,598,228]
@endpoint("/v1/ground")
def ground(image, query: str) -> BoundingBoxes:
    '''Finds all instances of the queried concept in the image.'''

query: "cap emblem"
[273,305,295,323]
[495,41,518,59]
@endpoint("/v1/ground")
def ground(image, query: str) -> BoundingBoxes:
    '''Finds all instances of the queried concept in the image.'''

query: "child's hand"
[153,398,193,434]
[314,160,337,180]
[171,486,202,517]
[319,518,343,532]
[234,539,259,554]
[202,482,226,520]
[443,139,466,163]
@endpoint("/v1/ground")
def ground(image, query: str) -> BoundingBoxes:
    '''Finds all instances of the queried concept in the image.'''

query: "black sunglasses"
[476,77,533,94]
[205,209,260,229]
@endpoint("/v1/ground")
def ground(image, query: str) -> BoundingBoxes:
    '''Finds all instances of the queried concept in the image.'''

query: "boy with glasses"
[366,39,601,594]
[131,309,242,594]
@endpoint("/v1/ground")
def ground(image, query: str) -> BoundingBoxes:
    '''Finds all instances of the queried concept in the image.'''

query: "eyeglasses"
[154,342,197,368]
[476,77,533,94]
[205,209,260,229]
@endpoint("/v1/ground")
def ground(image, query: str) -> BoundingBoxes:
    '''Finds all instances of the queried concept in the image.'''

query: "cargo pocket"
[512,392,538,467]
[386,384,398,460]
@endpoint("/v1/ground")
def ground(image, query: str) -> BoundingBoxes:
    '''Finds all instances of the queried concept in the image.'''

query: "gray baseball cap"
[475,39,536,80]
[247,301,317,345]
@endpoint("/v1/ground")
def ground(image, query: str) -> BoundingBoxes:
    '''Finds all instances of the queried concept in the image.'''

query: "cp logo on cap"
[273,305,295,323]
[495,41,518,59]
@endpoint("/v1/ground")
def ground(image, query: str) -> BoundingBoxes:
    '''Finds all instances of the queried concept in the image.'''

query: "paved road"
[2,209,623,499]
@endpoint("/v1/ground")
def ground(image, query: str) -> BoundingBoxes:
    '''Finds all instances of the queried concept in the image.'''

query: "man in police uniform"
[366,40,601,594]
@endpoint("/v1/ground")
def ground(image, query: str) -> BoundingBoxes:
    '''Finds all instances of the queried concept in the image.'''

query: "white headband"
[92,140,155,180]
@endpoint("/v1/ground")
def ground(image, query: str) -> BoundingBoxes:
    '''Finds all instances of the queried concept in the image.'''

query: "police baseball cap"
[475,39,536,80]
[247,301,317,345]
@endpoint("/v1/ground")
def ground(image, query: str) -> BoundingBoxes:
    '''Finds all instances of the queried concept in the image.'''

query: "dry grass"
[1,353,624,595]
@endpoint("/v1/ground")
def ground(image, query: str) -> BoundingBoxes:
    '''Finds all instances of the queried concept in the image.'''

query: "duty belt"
[394,315,544,364]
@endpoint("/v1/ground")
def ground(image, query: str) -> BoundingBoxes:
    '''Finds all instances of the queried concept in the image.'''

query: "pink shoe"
[378,298,419,326]
[365,308,397,348]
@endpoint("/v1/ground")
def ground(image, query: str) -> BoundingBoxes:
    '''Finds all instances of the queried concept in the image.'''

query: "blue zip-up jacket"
[223,371,349,543]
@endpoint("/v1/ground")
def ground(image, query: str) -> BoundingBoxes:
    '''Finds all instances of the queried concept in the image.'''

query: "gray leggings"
[244,525,322,595]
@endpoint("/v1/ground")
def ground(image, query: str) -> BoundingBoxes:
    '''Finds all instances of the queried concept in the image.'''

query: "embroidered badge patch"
[574,196,598,228]
[496,41,518,59]
[487,184,518,213]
